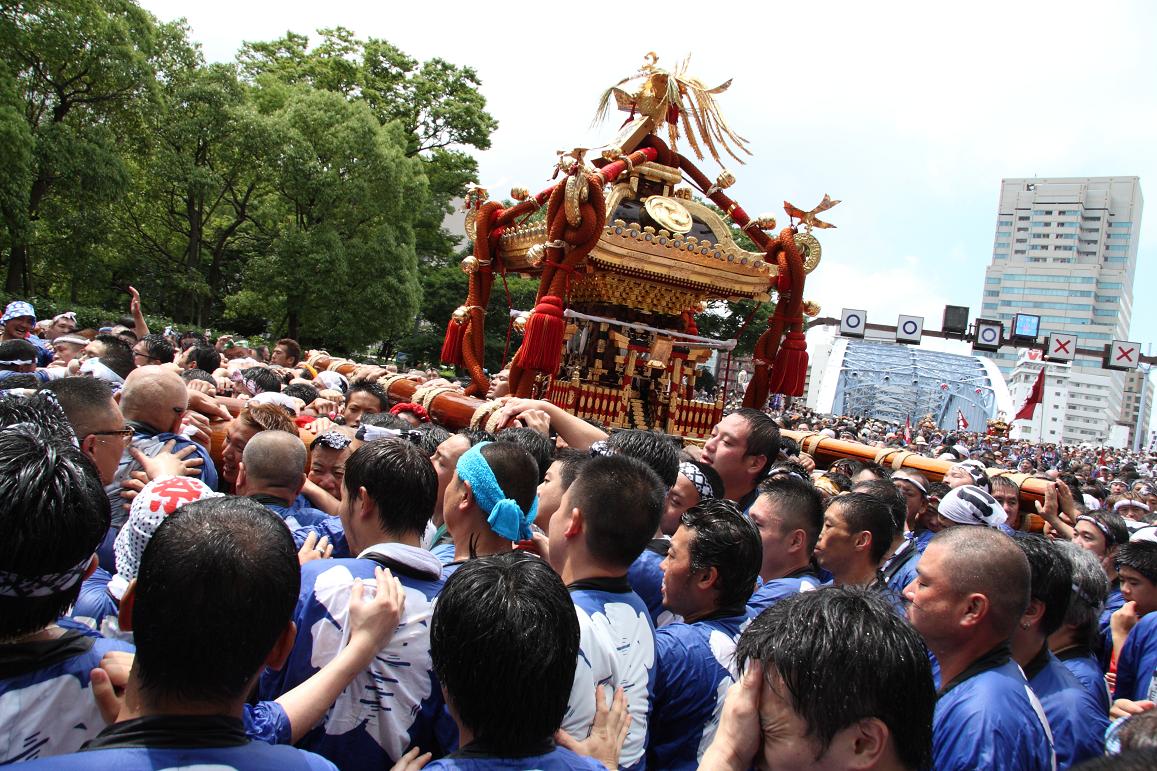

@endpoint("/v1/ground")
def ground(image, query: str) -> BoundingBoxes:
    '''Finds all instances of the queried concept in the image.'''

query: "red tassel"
[516,295,566,374]
[440,319,466,366]
[769,330,808,397]
[681,310,699,336]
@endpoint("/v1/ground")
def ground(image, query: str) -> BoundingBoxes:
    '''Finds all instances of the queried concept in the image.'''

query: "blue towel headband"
[455,441,538,541]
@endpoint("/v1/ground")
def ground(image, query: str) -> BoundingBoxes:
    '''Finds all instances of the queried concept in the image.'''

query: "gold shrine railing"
[666,394,723,440]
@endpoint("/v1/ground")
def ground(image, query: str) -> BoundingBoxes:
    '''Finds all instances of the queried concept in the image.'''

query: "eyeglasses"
[133,351,160,362]
[89,426,134,447]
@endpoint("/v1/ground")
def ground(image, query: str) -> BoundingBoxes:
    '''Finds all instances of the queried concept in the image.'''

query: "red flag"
[1015,367,1046,421]
[904,415,912,444]
[956,409,969,431]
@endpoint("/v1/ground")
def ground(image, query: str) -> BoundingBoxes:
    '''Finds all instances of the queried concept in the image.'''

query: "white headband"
[939,485,1007,528]
[679,461,715,500]
[80,358,124,386]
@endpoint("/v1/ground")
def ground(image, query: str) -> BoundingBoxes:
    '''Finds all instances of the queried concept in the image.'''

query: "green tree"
[236,28,496,261]
[0,0,158,294]
[0,69,34,264]
[695,202,775,356]
[396,262,539,371]
[226,88,429,350]
[114,52,274,325]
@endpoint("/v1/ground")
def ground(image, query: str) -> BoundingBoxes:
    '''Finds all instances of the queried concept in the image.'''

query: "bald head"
[933,526,1030,638]
[240,430,307,492]
[118,366,188,433]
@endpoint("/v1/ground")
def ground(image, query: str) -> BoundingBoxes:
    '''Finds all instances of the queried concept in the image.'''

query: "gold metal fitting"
[460,256,480,274]
[673,187,693,200]
[510,187,530,201]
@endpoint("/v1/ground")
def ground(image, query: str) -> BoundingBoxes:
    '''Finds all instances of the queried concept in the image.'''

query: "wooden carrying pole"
[212,385,1047,519]
[786,429,1050,521]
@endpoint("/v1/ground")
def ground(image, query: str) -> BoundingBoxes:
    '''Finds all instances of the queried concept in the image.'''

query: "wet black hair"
[344,439,437,538]
[607,428,680,489]
[138,333,175,364]
[737,587,934,769]
[853,479,908,533]
[568,454,665,568]
[681,499,762,610]
[757,476,824,552]
[133,498,298,704]
[497,426,553,484]
[0,405,107,638]
[1012,534,1072,637]
[431,552,578,755]
[829,492,895,564]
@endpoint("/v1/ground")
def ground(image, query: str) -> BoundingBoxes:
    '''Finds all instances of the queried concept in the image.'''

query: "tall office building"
[980,177,1143,446]
[1122,368,1154,449]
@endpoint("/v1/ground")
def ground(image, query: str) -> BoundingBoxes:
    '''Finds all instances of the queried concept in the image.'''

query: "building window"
[1018,215,1030,221]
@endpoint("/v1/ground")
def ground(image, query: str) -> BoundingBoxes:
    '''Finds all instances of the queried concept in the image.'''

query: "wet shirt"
[0,621,135,763]
[259,544,450,771]
[647,611,752,769]
[562,577,656,771]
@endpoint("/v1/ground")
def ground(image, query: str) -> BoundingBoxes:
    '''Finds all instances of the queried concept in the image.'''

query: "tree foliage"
[0,5,499,355]
[694,202,776,356]
[0,0,158,294]
[396,262,540,373]
[237,27,496,260]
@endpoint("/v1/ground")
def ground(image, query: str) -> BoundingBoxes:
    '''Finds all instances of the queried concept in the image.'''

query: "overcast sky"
[140,0,1157,361]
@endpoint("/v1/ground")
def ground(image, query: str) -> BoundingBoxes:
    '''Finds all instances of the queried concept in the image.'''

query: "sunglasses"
[89,426,134,447]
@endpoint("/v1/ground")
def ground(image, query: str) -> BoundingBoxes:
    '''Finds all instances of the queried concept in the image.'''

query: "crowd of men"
[5,296,1157,770]
[776,405,1157,479]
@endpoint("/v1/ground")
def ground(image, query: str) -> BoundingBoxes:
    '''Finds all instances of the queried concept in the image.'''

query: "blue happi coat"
[932,649,1056,771]
[647,610,752,769]
[258,543,450,771]
[562,578,656,771]
[0,619,134,763]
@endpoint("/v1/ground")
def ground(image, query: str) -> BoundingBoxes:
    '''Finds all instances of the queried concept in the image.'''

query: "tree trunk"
[5,244,27,294]
[288,309,300,341]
